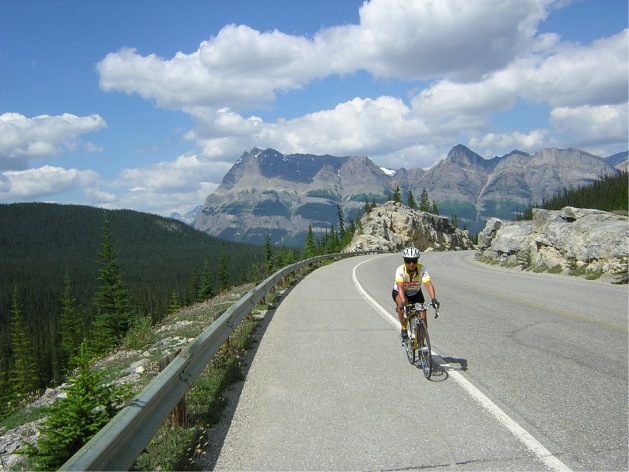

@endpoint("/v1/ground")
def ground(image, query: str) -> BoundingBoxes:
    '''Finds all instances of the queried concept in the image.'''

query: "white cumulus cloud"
[1,165,99,199]
[0,113,107,170]
[550,103,629,146]
[96,0,565,111]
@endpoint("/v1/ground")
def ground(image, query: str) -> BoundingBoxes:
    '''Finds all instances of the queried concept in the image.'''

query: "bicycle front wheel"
[418,320,432,379]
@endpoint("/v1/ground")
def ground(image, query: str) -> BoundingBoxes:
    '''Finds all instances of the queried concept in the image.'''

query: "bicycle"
[402,302,439,379]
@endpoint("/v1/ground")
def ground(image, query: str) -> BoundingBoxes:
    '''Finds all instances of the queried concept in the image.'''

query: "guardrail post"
[159,350,187,428]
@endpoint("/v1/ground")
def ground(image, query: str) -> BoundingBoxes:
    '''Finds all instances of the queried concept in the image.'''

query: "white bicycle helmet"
[402,246,420,259]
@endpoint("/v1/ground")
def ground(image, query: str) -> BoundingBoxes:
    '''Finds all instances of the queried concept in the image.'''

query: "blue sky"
[1,0,627,217]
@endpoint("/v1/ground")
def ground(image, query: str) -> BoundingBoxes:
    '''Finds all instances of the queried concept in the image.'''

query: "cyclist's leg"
[415,290,427,329]
[392,289,406,330]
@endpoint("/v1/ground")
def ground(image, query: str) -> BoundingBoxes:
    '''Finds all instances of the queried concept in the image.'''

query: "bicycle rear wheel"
[404,320,416,364]
[417,320,432,379]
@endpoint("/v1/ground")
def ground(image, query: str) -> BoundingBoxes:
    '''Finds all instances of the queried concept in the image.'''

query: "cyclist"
[392,246,440,340]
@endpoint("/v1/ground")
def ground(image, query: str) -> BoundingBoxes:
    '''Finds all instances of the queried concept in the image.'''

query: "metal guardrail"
[60,251,377,471]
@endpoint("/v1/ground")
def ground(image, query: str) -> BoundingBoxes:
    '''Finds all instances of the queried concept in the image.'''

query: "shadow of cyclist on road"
[440,356,468,371]
[423,355,467,382]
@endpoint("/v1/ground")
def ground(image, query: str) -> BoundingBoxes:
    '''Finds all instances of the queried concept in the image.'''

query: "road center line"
[351,258,573,472]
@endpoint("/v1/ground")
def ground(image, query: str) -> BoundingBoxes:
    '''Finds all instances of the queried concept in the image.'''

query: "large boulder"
[477,207,628,283]
[345,201,475,253]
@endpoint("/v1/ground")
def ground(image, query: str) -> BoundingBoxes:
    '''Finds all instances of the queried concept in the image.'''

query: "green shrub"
[532,264,549,273]
[123,314,156,350]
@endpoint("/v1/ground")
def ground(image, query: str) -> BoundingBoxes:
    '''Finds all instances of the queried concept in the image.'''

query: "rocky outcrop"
[345,201,475,253]
[0,419,44,470]
[477,207,628,284]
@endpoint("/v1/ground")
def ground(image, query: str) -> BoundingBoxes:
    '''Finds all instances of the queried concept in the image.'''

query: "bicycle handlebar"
[403,302,440,319]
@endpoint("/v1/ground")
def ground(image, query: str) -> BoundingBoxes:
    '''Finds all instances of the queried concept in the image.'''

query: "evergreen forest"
[0,202,359,420]
[0,203,271,417]
[516,171,628,219]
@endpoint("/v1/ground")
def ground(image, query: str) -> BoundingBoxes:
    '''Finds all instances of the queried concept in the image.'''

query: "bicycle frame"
[402,302,438,379]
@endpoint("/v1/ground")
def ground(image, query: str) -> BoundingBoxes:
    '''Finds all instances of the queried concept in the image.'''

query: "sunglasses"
[404,258,418,264]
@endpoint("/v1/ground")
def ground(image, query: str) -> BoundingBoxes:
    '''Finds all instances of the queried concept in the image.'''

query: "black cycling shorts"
[392,289,425,304]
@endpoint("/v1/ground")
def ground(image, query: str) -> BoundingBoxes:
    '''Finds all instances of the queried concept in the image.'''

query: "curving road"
[210,251,628,471]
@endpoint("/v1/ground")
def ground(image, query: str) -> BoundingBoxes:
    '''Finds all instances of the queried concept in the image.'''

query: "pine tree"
[407,190,417,209]
[26,342,126,470]
[419,188,431,211]
[324,225,339,253]
[217,252,230,292]
[168,292,181,314]
[280,248,296,266]
[346,219,357,245]
[336,205,346,242]
[185,268,199,305]
[9,287,38,402]
[0,385,8,421]
[59,273,83,376]
[303,225,316,259]
[197,261,214,301]
[431,200,439,215]
[247,261,262,283]
[264,235,273,275]
[364,198,371,215]
[393,186,402,203]
[92,216,132,354]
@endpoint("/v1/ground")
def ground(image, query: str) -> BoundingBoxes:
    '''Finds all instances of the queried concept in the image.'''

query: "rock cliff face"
[194,148,393,245]
[477,207,628,284]
[345,201,475,253]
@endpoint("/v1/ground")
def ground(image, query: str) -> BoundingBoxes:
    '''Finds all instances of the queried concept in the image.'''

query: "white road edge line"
[351,258,572,472]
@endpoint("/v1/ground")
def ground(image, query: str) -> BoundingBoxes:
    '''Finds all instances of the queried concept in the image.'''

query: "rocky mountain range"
[192,145,625,246]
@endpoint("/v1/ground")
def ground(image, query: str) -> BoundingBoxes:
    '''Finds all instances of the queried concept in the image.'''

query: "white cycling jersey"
[392,263,431,296]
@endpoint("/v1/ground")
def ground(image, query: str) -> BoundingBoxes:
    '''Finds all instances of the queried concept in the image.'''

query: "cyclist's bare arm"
[424,280,436,300]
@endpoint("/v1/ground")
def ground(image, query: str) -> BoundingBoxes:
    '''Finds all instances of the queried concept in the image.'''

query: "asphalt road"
[210,251,628,471]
